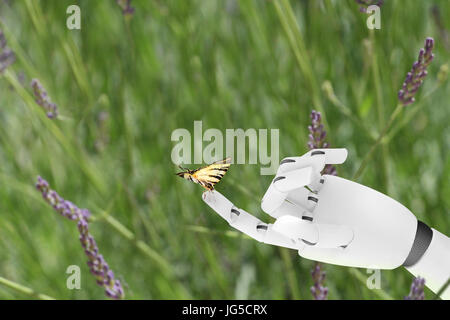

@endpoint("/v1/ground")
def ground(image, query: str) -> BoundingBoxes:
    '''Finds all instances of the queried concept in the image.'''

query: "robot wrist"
[402,220,433,267]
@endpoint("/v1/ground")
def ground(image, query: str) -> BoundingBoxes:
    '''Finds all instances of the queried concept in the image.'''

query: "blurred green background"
[0,0,448,299]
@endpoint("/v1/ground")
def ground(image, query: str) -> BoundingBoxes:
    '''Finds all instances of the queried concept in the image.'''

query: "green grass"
[0,0,449,299]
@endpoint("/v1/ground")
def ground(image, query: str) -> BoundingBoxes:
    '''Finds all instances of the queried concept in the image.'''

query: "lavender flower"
[77,219,124,299]
[307,110,337,176]
[306,110,333,300]
[355,0,384,13]
[398,38,435,106]
[30,79,58,119]
[404,277,425,300]
[311,263,328,300]
[36,176,124,299]
[0,30,7,52]
[0,29,15,74]
[36,176,90,221]
[116,0,135,16]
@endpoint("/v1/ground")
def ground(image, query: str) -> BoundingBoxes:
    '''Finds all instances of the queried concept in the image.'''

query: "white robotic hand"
[202,148,450,299]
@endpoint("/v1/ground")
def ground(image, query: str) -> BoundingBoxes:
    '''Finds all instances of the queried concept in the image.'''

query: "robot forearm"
[405,227,450,299]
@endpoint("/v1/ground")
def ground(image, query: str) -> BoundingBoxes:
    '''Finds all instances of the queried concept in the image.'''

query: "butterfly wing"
[191,157,231,190]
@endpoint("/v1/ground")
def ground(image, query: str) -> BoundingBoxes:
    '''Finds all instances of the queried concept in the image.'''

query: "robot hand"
[202,148,450,298]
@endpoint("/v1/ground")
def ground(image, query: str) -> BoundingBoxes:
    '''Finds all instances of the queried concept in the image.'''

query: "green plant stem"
[352,104,403,181]
[0,276,55,300]
[101,214,168,269]
[62,41,94,104]
[279,248,301,299]
[369,30,389,191]
[186,225,247,239]
[96,214,191,298]
[322,82,377,141]
[383,83,442,144]
[353,80,442,181]
[24,0,45,38]
[273,0,328,131]
[434,277,450,300]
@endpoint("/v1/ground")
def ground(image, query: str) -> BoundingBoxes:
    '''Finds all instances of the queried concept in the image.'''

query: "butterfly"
[176,157,231,191]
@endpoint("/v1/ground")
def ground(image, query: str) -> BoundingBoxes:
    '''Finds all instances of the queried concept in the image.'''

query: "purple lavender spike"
[36,176,124,299]
[0,29,15,73]
[310,263,328,300]
[116,0,135,16]
[307,110,337,176]
[30,79,59,119]
[0,30,5,49]
[404,277,425,300]
[398,38,435,106]
[355,0,384,13]
[305,110,335,299]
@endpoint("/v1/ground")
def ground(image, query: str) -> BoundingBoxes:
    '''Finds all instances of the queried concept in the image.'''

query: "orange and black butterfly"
[176,157,231,191]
